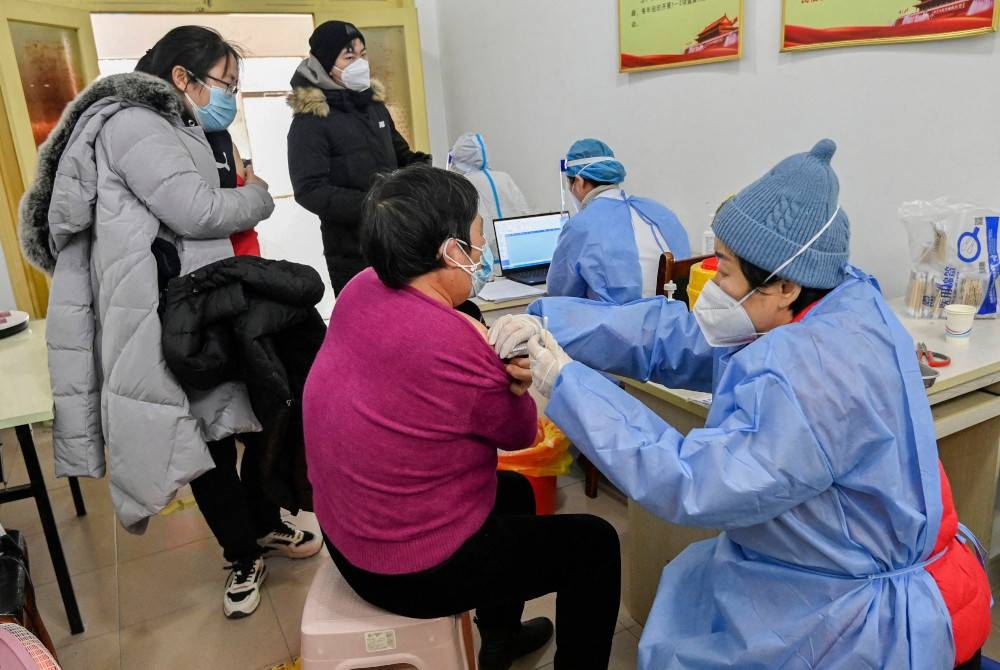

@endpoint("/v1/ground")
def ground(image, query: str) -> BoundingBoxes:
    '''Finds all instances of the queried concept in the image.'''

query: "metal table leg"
[14,424,84,635]
[68,477,86,517]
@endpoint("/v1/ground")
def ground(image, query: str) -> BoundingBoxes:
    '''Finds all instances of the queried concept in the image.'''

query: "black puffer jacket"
[160,256,327,513]
[287,71,430,293]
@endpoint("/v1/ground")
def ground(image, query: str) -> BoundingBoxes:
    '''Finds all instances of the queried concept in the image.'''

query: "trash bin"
[497,418,572,515]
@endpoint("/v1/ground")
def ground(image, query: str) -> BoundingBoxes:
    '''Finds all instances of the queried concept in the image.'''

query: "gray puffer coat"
[19,72,274,532]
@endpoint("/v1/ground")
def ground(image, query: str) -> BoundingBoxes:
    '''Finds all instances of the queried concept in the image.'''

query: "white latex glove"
[488,314,544,359]
[526,330,572,398]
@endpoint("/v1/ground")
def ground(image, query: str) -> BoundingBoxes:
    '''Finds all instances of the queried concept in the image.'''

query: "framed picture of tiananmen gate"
[782,0,999,52]
[619,0,744,72]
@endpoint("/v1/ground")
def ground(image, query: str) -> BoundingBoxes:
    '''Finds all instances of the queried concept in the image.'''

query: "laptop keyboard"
[508,268,549,285]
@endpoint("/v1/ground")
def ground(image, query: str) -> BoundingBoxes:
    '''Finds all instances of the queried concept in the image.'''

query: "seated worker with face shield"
[449,132,532,257]
[547,139,691,303]
[302,165,622,670]
[490,140,991,669]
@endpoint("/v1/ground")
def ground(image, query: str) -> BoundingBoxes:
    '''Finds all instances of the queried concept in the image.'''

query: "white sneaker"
[223,557,267,619]
[257,522,322,559]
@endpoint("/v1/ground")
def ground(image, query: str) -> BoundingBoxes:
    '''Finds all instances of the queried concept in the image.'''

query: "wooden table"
[621,303,1000,624]
[0,319,85,634]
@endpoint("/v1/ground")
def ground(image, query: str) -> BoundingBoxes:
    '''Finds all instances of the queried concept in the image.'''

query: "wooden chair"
[656,252,713,306]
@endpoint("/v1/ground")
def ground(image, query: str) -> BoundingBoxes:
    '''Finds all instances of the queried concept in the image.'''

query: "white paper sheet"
[477,278,546,302]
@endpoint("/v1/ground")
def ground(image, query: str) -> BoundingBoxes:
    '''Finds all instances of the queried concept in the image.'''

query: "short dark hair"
[738,256,831,316]
[135,26,243,84]
[362,164,480,288]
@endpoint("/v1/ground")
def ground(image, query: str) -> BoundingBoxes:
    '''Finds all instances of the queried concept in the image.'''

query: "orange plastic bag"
[497,418,573,478]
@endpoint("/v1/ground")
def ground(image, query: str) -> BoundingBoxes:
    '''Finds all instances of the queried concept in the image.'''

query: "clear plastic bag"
[899,199,1000,319]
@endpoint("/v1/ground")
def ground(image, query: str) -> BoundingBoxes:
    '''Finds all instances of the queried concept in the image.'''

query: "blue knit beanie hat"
[565,138,627,184]
[712,139,850,290]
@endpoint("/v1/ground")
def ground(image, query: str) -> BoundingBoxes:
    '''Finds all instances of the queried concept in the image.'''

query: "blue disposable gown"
[546,192,690,304]
[528,266,956,669]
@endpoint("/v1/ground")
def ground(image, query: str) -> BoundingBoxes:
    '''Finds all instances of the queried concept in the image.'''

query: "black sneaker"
[477,616,554,670]
[257,521,322,559]
[223,556,267,619]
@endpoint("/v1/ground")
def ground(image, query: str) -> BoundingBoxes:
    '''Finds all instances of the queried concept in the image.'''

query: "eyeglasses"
[187,70,239,96]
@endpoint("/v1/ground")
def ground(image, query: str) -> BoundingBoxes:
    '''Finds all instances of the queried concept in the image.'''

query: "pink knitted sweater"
[304,269,537,574]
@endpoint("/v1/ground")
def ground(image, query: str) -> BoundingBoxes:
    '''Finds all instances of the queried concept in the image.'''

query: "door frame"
[0,0,100,316]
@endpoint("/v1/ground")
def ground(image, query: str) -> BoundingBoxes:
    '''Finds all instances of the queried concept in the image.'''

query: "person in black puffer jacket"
[287,20,430,294]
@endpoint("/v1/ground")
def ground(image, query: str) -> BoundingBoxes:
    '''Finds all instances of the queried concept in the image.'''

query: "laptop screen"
[493,212,566,271]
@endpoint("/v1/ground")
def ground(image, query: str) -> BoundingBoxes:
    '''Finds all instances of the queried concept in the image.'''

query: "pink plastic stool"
[300,559,475,670]
[0,623,60,669]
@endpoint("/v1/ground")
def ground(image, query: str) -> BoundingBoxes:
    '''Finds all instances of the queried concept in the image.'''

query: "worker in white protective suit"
[449,132,531,257]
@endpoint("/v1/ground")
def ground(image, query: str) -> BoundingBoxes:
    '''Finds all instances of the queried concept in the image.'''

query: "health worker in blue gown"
[547,139,690,304]
[488,140,991,669]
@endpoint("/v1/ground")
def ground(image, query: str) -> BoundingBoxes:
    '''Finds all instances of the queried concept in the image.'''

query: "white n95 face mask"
[694,205,842,348]
[334,58,371,92]
[692,280,761,347]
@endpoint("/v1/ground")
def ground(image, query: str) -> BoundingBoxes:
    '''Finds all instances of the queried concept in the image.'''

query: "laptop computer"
[492,212,566,286]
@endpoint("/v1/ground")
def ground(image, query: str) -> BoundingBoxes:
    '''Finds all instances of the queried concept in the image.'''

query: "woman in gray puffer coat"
[19,26,317,619]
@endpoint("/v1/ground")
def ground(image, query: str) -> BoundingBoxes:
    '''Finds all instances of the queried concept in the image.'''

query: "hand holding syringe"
[504,316,548,359]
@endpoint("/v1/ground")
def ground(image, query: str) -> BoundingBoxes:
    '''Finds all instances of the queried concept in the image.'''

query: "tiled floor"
[0,424,642,669]
[13,421,1000,670]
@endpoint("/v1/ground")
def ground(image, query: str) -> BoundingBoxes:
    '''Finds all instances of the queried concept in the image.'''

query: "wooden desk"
[893,303,1000,406]
[0,319,85,634]
[621,305,1000,624]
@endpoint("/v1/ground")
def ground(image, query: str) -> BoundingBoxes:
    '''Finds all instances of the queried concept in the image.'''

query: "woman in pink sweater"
[303,165,621,670]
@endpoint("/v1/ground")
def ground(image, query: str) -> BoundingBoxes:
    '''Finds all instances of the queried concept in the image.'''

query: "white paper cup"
[944,304,976,346]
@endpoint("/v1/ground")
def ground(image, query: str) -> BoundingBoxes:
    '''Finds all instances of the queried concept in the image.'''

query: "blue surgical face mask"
[444,238,494,297]
[471,244,495,296]
[185,76,238,132]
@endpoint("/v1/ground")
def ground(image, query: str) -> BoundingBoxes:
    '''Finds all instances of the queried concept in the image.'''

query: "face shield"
[559,155,616,216]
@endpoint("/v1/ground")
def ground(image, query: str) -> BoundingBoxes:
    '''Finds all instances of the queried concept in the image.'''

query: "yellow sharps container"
[687,256,718,309]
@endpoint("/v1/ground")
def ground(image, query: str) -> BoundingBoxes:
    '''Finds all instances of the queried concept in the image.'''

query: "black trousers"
[325,254,366,296]
[326,471,621,670]
[190,436,283,563]
[956,651,981,670]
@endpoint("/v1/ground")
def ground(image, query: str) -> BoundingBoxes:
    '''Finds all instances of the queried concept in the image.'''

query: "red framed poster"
[782,0,999,52]
[620,0,744,72]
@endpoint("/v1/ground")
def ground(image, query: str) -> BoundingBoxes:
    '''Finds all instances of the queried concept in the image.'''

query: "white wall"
[0,245,16,310]
[415,0,451,164]
[432,1,1000,298]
